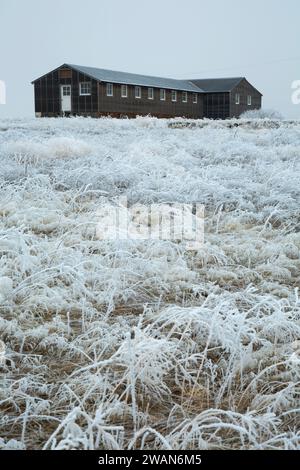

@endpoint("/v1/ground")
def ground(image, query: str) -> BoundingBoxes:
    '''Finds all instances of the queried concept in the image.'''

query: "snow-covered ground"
[0,117,299,450]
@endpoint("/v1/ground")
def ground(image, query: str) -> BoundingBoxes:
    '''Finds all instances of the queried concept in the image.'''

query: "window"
[135,86,141,99]
[160,89,166,101]
[171,90,177,102]
[235,93,240,105]
[62,85,71,96]
[107,83,113,96]
[193,93,198,104]
[79,82,91,96]
[247,95,252,106]
[121,85,128,98]
[148,88,154,100]
[182,91,188,103]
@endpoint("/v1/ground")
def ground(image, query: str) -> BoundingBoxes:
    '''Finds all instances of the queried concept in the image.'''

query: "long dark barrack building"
[32,64,262,120]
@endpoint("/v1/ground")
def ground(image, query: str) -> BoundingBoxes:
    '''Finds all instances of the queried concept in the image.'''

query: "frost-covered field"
[0,117,299,450]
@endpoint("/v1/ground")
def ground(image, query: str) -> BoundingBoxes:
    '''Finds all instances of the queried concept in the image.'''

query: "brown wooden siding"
[230,79,262,117]
[203,93,230,119]
[33,66,261,119]
[70,69,98,115]
[34,70,60,115]
[59,69,72,79]
[34,67,99,116]
[33,65,203,118]
[97,82,202,118]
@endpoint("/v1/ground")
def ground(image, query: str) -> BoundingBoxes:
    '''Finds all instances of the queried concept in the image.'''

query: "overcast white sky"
[0,0,299,118]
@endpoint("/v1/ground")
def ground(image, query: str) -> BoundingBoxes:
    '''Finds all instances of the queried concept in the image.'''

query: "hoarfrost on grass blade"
[0,116,299,450]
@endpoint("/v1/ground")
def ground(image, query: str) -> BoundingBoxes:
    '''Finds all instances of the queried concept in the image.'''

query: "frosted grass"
[0,116,299,450]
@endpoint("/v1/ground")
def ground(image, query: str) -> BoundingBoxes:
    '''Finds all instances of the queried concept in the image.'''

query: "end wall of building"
[230,79,262,118]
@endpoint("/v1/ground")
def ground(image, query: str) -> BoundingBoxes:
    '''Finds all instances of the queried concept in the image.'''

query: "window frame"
[171,90,177,102]
[121,84,128,98]
[106,83,113,97]
[235,93,240,105]
[182,91,188,103]
[148,87,154,100]
[135,86,141,99]
[193,93,198,104]
[247,95,252,106]
[79,82,92,96]
[62,85,71,96]
[160,89,166,101]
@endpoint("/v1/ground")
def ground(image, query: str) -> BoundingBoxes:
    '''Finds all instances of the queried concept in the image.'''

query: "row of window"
[79,82,251,106]
[79,81,198,103]
[235,93,252,106]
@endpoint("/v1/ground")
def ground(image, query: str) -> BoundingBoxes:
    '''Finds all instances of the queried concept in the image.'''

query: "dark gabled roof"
[32,66,263,96]
[32,63,202,93]
[189,77,263,95]
[68,64,203,92]
[189,77,244,93]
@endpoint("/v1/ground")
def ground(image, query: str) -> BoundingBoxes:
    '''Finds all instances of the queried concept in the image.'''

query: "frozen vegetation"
[0,116,299,450]
[241,108,284,120]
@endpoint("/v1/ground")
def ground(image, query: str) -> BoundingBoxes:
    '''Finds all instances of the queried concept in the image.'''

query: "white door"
[60,85,71,113]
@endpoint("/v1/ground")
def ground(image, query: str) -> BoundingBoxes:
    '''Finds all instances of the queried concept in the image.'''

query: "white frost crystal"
[0,116,299,450]
[0,277,13,303]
